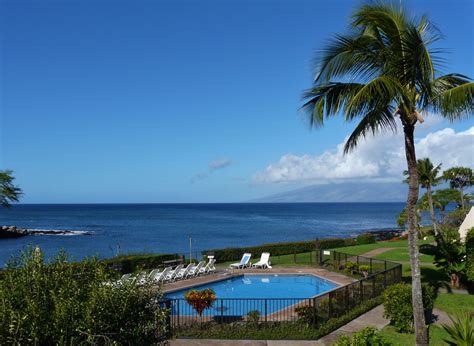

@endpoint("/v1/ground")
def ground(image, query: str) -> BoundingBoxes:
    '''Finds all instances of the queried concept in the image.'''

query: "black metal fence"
[165,249,402,330]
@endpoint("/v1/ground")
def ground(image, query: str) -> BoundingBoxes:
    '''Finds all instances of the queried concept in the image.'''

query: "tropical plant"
[433,229,467,288]
[184,288,216,317]
[358,265,370,277]
[404,158,442,235]
[425,188,463,222]
[335,326,392,346]
[443,167,474,209]
[0,247,168,344]
[301,3,473,343]
[0,170,22,208]
[345,261,358,274]
[442,313,474,346]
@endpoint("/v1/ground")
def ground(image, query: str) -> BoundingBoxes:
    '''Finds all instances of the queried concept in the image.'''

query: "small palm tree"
[301,4,473,344]
[0,170,22,208]
[404,158,442,235]
[442,313,474,346]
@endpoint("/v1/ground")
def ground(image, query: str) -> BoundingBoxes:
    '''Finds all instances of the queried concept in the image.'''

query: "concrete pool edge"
[162,267,356,295]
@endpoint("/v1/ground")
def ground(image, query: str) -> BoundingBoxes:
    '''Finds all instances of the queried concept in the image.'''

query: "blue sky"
[1,0,473,203]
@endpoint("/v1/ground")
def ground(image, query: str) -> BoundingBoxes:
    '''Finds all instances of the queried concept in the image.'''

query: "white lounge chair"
[230,253,252,269]
[164,264,184,282]
[187,261,205,277]
[252,252,272,269]
[175,263,194,280]
[199,258,216,275]
[151,267,172,284]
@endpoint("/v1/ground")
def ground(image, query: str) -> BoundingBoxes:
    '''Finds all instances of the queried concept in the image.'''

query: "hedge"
[175,296,383,339]
[102,253,181,274]
[204,237,357,262]
[466,227,474,283]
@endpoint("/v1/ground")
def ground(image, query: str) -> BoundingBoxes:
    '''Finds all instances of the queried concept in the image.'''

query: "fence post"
[370,258,373,274]
[312,297,317,328]
[328,292,333,319]
[356,254,359,267]
[383,271,387,289]
[264,299,268,322]
[177,299,180,327]
[372,277,376,298]
[360,279,364,301]
[220,300,224,321]
[333,251,336,269]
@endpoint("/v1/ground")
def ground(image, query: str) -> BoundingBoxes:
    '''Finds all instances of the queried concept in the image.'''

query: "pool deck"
[162,266,356,294]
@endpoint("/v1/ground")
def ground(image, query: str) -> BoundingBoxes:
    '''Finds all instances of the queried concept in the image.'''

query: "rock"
[0,226,93,239]
[0,225,28,239]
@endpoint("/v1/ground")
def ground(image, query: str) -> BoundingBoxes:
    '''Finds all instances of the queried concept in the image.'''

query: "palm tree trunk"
[426,185,438,236]
[403,123,428,346]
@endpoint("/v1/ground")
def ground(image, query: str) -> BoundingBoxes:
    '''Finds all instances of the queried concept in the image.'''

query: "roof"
[459,206,474,241]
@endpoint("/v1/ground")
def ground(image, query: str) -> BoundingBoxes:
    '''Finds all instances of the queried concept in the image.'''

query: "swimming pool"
[164,274,338,316]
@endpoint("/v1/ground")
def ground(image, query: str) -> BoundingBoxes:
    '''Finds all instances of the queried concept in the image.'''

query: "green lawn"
[374,248,435,263]
[379,325,449,346]
[379,293,474,345]
[434,293,474,316]
[331,237,434,256]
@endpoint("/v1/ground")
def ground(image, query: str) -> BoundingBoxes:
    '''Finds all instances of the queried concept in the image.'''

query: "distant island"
[251,182,407,203]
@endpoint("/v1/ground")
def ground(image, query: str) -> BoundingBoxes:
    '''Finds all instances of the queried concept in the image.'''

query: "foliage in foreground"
[175,297,382,339]
[334,327,392,346]
[383,283,435,333]
[442,313,474,346]
[0,248,168,345]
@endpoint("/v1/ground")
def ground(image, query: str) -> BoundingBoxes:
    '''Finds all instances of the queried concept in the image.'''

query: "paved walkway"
[359,247,395,258]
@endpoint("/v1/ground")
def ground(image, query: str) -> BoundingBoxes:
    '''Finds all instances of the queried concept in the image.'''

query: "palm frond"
[430,82,474,120]
[345,76,403,120]
[314,34,384,83]
[301,82,363,127]
[344,106,397,153]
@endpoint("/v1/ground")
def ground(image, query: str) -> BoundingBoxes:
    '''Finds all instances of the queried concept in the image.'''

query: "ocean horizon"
[0,202,405,266]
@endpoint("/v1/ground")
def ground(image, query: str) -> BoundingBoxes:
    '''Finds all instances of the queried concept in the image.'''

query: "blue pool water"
[165,274,338,316]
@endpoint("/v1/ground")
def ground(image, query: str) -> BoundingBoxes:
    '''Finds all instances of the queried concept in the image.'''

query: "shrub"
[176,297,383,339]
[466,228,474,283]
[383,283,435,333]
[442,313,474,346]
[344,261,358,274]
[205,237,355,262]
[356,233,376,245]
[334,327,392,346]
[103,253,181,274]
[247,310,260,327]
[0,247,168,344]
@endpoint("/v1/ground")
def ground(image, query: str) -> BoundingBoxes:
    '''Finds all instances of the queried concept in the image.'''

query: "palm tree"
[301,4,473,345]
[404,158,442,235]
[0,170,22,208]
[442,166,473,209]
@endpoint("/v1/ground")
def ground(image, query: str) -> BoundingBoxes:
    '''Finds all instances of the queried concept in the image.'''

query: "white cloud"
[209,158,232,170]
[191,157,233,183]
[253,126,474,184]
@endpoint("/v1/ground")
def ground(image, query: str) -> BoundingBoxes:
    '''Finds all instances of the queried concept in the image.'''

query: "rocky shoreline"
[0,225,92,239]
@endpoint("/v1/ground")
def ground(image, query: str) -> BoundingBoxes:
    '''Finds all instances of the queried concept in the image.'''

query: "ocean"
[0,203,405,267]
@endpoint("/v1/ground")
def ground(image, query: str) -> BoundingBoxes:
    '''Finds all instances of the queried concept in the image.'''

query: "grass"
[434,293,474,316]
[379,325,449,346]
[374,248,435,263]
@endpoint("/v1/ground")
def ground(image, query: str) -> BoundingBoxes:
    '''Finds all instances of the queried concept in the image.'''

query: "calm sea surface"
[0,203,405,266]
